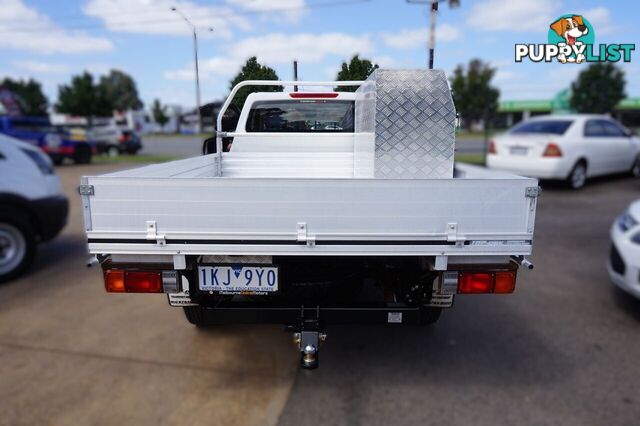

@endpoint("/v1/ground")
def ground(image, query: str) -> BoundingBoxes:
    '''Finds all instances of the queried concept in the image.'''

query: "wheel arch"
[0,193,41,240]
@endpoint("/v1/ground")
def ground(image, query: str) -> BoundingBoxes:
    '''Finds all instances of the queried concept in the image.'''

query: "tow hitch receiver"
[290,306,326,369]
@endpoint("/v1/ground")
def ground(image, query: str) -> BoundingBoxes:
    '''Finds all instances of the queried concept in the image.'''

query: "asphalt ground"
[1,162,639,425]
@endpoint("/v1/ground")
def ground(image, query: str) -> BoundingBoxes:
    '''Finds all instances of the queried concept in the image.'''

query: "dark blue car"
[0,116,94,164]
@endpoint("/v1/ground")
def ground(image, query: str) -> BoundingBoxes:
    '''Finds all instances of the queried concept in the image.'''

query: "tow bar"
[290,305,326,369]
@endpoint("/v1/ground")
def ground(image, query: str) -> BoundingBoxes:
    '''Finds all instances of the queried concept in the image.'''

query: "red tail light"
[543,142,562,157]
[456,270,517,294]
[488,139,497,154]
[105,269,125,292]
[494,271,517,293]
[289,92,339,99]
[104,269,162,293]
[458,272,494,293]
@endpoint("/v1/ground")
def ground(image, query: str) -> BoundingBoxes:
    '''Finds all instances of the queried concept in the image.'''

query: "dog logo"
[548,15,593,63]
[515,14,635,64]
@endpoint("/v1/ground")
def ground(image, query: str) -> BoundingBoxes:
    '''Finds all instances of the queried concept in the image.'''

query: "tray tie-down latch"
[296,222,316,247]
[146,221,166,246]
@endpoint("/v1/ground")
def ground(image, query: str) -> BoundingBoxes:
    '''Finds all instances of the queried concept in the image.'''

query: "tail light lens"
[105,269,125,292]
[458,272,493,293]
[104,269,162,293]
[543,142,562,157]
[494,271,517,293]
[488,139,497,154]
[456,270,517,294]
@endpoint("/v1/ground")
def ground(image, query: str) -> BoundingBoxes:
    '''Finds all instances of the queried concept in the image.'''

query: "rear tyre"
[418,307,442,325]
[566,161,587,190]
[183,306,208,327]
[0,216,37,283]
[73,145,92,164]
[631,156,640,178]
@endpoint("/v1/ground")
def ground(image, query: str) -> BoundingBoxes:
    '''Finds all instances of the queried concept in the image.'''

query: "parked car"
[0,134,68,282]
[89,125,142,156]
[608,200,640,299]
[487,115,640,189]
[0,116,94,164]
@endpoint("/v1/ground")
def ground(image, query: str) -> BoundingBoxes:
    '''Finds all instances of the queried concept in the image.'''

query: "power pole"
[293,60,299,92]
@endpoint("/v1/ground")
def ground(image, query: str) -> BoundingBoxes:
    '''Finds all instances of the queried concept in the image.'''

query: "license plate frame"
[509,146,528,156]
[198,264,279,295]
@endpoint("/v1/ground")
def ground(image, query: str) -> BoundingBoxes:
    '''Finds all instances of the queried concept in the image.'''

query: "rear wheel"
[566,161,587,190]
[183,306,208,327]
[631,156,640,178]
[0,216,36,283]
[73,145,92,164]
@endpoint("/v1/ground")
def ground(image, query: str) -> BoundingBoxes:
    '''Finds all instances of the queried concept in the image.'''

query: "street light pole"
[406,0,459,69]
[428,0,438,70]
[171,6,210,133]
[192,29,202,133]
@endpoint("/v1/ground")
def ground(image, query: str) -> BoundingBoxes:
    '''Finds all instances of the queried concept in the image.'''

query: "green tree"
[0,77,48,116]
[570,63,626,114]
[450,59,500,129]
[229,57,281,110]
[335,55,379,92]
[56,72,112,126]
[151,99,169,131]
[99,69,143,112]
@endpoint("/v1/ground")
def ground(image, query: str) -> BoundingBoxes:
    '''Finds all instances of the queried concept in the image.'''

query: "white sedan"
[487,114,640,189]
[608,200,640,299]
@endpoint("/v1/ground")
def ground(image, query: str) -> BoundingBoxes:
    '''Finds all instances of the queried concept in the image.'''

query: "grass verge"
[455,153,485,165]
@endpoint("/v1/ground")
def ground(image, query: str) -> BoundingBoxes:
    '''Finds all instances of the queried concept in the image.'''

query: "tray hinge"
[78,184,94,196]
[525,186,541,198]
[146,221,166,246]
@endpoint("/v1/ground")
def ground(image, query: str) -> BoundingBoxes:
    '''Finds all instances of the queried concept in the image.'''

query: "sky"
[0,0,638,110]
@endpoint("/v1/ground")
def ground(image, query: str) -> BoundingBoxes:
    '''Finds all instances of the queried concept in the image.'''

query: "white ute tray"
[81,160,538,257]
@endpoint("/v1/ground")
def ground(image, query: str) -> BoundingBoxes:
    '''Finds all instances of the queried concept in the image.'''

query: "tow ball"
[290,305,326,369]
[293,331,327,369]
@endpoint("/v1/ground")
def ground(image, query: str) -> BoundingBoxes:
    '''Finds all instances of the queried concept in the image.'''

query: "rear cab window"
[246,100,354,133]
[510,120,574,135]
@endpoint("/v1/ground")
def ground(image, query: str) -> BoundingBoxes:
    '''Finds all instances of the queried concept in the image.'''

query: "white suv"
[0,134,68,282]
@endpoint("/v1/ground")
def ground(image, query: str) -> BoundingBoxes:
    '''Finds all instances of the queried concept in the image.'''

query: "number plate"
[198,265,278,294]
[509,146,528,156]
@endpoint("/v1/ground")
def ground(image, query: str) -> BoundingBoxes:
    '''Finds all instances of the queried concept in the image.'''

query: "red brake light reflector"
[103,269,163,293]
[289,92,339,99]
[458,272,494,293]
[125,271,163,293]
[494,271,516,293]
[543,142,562,157]
[105,269,125,292]
[456,270,518,294]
